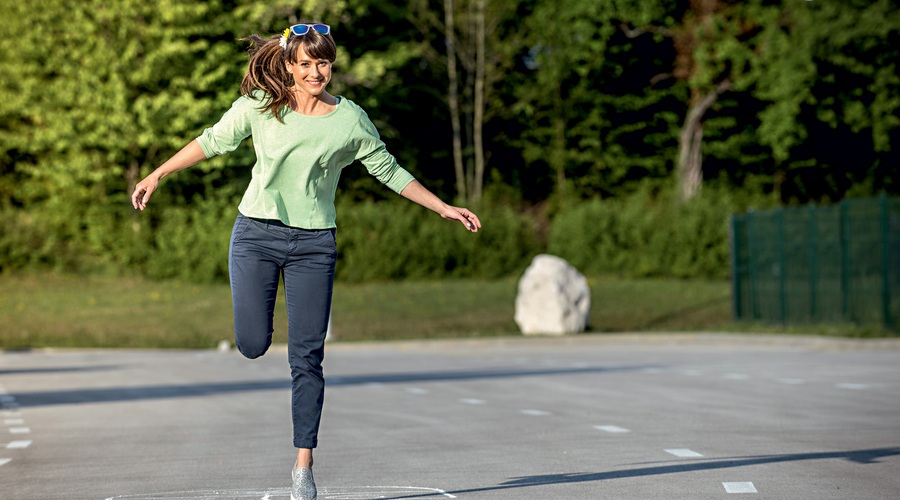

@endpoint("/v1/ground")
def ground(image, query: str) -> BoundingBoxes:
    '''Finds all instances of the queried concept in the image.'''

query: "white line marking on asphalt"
[594,425,630,433]
[520,409,551,416]
[665,448,704,458]
[778,378,805,384]
[364,382,384,388]
[4,419,24,425]
[723,481,757,493]
[0,458,11,467]
[836,383,869,390]
[6,440,31,449]
[9,428,30,434]
[459,398,487,405]
[724,373,749,380]
[641,368,663,374]
[405,388,430,395]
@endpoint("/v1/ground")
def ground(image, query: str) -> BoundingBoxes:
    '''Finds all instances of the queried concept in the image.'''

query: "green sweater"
[196,93,416,229]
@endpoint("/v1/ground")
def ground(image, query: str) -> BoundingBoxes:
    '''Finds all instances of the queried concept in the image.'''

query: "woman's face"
[285,45,333,97]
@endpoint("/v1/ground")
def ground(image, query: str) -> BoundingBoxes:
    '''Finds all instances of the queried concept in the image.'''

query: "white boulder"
[514,254,591,335]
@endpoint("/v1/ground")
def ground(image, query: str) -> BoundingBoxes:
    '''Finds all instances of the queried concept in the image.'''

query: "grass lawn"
[0,273,888,349]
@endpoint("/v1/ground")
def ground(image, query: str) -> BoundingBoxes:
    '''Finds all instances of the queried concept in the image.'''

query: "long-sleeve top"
[196,93,416,229]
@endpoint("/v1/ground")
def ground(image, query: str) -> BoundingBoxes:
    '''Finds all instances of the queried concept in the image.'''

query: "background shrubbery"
[548,186,773,279]
[0,187,776,283]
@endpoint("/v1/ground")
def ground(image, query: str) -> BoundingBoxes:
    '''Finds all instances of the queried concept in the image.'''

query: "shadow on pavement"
[326,364,659,385]
[389,447,900,499]
[10,364,658,408]
[0,365,121,376]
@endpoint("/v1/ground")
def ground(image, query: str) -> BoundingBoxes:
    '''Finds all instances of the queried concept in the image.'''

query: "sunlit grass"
[0,274,236,349]
[1,272,887,349]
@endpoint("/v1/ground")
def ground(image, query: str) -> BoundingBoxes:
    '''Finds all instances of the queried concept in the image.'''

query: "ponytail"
[239,28,338,123]
[240,35,294,122]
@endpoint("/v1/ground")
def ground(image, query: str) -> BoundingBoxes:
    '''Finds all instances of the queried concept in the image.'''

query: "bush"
[0,188,747,282]
[143,195,239,282]
[548,187,735,279]
[334,200,538,282]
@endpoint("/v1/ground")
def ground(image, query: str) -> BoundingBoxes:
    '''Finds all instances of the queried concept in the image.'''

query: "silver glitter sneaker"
[291,467,317,500]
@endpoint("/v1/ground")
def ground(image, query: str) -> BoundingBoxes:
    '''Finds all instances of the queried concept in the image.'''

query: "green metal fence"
[730,195,900,331]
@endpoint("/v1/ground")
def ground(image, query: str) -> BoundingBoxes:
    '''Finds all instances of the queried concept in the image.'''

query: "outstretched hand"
[442,206,482,232]
[131,176,159,211]
[398,180,482,233]
[130,140,208,211]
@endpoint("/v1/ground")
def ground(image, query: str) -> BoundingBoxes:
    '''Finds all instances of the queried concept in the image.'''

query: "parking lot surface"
[2,333,899,499]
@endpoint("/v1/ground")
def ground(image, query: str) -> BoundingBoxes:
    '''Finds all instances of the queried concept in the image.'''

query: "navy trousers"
[228,213,336,449]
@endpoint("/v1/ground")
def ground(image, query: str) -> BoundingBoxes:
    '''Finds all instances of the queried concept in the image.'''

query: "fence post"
[808,205,818,322]
[747,212,759,320]
[730,215,742,321]
[777,208,787,324]
[840,200,850,322]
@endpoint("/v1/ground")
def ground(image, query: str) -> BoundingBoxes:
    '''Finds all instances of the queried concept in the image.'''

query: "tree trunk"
[552,86,567,199]
[554,114,567,198]
[472,0,486,205]
[444,0,466,201]
[677,79,731,202]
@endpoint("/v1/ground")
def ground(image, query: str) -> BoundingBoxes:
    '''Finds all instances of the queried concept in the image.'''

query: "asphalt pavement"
[2,333,899,499]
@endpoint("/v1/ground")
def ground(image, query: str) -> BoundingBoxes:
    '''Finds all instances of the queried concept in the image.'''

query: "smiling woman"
[128,21,481,500]
[286,49,333,102]
[240,23,339,119]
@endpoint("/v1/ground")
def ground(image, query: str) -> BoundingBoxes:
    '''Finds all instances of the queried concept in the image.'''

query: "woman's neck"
[291,91,338,116]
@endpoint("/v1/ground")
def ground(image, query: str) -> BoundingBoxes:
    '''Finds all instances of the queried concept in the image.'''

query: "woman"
[131,23,481,500]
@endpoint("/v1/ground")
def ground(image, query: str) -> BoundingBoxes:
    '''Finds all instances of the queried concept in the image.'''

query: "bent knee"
[235,334,272,359]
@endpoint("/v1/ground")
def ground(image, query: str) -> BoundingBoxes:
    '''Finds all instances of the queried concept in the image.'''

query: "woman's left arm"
[400,180,481,233]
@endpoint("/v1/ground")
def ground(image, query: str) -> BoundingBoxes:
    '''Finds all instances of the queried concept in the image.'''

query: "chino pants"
[228,213,336,449]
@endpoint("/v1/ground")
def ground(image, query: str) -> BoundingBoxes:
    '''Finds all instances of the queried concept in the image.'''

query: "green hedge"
[1,188,757,282]
[548,187,739,279]
[334,200,538,281]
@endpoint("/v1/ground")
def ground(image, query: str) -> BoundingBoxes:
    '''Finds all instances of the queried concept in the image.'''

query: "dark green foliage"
[547,186,773,279]
[334,200,539,282]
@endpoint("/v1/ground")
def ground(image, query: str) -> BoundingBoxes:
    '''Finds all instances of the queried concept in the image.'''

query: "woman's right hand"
[130,140,208,211]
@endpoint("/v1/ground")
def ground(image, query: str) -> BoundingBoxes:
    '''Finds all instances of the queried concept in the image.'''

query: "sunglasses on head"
[289,24,330,36]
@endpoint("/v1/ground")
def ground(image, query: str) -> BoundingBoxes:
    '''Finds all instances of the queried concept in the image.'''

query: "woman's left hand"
[442,206,481,232]
[399,180,481,233]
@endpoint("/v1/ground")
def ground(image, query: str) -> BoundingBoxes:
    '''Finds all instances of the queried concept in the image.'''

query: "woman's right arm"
[131,139,207,211]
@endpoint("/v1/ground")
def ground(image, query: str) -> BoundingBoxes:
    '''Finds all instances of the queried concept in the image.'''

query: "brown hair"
[239,26,337,122]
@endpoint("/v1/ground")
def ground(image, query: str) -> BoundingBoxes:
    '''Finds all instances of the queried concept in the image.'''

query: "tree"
[408,0,525,204]
[0,0,258,270]
[751,0,900,200]
[620,0,900,202]
[619,0,768,201]
[512,0,683,202]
